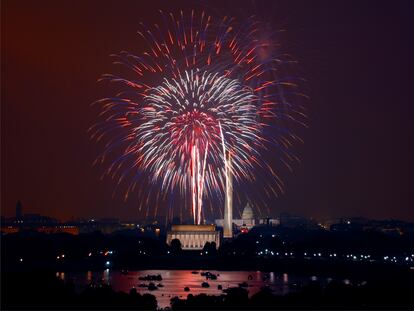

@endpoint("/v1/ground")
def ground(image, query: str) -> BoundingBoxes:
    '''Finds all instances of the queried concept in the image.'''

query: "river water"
[56,270,322,308]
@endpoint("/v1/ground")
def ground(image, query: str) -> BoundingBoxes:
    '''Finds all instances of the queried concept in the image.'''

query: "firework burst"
[91,10,306,223]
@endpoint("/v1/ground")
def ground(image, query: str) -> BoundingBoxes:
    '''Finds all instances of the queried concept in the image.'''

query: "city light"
[1,3,413,310]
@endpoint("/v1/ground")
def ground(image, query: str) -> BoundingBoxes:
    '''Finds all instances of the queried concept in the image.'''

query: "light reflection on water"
[57,270,310,308]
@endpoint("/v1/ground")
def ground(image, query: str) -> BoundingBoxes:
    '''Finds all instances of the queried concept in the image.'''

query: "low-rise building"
[166,224,220,250]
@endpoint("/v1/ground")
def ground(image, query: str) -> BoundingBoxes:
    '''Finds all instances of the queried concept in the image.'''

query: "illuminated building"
[37,225,80,235]
[216,202,256,231]
[166,224,220,250]
[0,226,19,234]
[258,217,280,226]
[239,202,255,228]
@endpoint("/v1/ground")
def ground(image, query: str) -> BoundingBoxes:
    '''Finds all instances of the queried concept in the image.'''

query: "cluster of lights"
[383,256,397,263]
[254,250,407,264]
[254,249,414,267]
[382,254,414,264]
[56,254,65,260]
[88,250,114,257]
[405,256,414,262]
[257,250,295,257]
[341,254,371,261]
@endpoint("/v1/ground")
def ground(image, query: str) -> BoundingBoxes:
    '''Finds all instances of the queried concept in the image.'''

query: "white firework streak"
[92,11,306,224]
[137,69,260,224]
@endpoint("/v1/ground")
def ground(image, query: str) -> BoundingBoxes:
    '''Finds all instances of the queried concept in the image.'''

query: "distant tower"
[223,154,233,238]
[16,200,23,220]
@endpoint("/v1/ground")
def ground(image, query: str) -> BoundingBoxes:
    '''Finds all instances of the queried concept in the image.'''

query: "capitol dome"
[242,202,254,220]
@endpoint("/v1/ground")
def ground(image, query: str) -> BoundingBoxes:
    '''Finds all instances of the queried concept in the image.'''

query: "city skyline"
[2,0,414,222]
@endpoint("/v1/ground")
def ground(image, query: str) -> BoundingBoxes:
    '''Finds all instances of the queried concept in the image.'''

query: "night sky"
[2,0,414,221]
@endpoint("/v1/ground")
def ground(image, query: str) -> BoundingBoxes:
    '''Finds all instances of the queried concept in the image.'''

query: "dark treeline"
[171,278,414,310]
[2,271,414,310]
[2,227,413,278]
[2,272,157,310]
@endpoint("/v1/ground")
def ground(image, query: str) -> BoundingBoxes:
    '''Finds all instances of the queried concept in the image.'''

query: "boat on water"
[201,282,210,288]
[201,271,218,280]
[138,274,162,281]
[148,283,158,291]
[207,274,217,280]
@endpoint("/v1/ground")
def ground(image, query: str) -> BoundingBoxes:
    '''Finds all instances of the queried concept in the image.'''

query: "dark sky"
[2,0,414,221]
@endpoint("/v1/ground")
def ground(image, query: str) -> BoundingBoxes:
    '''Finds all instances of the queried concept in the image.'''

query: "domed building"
[215,202,256,231]
[239,202,256,229]
[242,202,254,221]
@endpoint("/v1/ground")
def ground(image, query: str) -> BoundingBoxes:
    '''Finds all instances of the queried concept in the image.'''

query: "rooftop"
[171,224,216,232]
